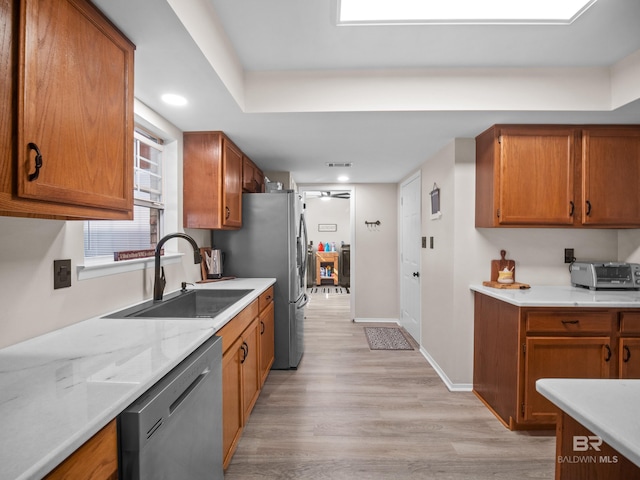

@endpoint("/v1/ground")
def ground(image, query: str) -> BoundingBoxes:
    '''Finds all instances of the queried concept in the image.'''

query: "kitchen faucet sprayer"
[153,233,202,301]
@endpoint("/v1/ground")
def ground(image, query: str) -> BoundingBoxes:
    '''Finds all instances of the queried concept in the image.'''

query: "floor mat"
[308,286,349,294]
[364,327,414,350]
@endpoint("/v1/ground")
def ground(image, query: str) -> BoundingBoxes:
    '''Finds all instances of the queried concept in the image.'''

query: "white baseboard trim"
[419,346,473,393]
[353,318,400,324]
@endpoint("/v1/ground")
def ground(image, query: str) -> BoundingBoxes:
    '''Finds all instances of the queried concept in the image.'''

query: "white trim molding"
[420,346,473,392]
[353,317,400,324]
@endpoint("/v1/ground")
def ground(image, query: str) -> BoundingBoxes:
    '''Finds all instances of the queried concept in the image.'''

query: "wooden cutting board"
[490,249,515,282]
[482,281,530,289]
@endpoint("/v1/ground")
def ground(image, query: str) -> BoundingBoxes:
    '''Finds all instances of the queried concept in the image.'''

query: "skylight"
[338,0,598,25]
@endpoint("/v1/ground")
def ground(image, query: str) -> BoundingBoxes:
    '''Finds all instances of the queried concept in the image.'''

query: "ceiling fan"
[320,191,350,200]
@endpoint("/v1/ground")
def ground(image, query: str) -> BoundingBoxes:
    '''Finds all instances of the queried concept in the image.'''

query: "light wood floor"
[225,292,556,479]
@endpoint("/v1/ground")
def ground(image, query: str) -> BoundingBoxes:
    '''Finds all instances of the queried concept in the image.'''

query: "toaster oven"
[570,261,640,290]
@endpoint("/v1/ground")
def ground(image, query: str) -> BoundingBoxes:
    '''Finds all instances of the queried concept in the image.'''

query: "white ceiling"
[93,0,640,184]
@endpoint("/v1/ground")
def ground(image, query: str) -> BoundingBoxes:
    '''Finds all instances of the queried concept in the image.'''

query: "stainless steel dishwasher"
[119,335,223,480]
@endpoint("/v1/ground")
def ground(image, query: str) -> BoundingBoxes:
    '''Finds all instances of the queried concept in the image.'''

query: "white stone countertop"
[537,378,640,468]
[0,278,275,480]
[470,284,640,308]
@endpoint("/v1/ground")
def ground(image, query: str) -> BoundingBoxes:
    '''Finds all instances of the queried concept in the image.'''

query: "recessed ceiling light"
[338,0,598,25]
[337,175,349,182]
[161,93,188,106]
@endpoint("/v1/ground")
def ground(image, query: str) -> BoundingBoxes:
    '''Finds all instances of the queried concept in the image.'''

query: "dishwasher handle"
[169,367,211,416]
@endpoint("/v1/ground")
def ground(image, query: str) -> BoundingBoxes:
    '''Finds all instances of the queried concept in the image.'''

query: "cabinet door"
[498,128,576,225]
[582,127,640,226]
[242,156,256,192]
[222,140,242,228]
[523,337,611,423]
[619,338,640,379]
[18,0,134,215]
[44,420,118,480]
[222,336,243,469]
[259,301,275,386]
[242,318,261,420]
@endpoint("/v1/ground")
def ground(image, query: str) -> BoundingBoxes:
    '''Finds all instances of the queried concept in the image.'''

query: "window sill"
[77,252,184,280]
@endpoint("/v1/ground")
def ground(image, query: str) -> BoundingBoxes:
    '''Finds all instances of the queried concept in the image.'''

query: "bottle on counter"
[318,242,324,252]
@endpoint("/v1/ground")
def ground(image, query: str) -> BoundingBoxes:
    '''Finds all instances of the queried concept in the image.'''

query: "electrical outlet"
[422,236,427,248]
[54,259,72,289]
[564,248,575,264]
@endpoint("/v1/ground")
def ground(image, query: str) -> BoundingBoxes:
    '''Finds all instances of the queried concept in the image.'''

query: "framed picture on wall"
[318,224,337,232]
[430,183,442,220]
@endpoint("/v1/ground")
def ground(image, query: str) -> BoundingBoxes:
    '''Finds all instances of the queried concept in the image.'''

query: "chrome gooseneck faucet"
[154,233,202,301]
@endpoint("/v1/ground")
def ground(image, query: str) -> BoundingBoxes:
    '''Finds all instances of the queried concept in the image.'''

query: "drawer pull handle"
[623,346,631,363]
[240,342,248,363]
[569,201,575,217]
[225,206,231,219]
[604,344,612,362]
[585,200,592,216]
[260,321,265,335]
[561,320,579,325]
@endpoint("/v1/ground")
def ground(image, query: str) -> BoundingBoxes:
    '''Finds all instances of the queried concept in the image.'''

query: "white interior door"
[400,173,421,343]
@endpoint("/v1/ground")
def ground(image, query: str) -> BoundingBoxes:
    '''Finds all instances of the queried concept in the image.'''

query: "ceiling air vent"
[325,162,353,168]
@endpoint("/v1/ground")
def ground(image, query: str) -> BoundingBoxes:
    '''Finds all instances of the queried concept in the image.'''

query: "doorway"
[301,187,354,317]
[400,172,421,343]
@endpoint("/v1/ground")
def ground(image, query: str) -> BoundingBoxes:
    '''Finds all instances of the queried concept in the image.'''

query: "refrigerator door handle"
[298,212,308,289]
[296,293,309,309]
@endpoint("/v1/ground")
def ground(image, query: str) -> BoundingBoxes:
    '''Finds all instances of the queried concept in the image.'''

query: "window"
[84,129,164,258]
[337,0,598,25]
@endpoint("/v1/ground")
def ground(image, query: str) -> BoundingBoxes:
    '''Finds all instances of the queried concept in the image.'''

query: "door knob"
[412,272,420,277]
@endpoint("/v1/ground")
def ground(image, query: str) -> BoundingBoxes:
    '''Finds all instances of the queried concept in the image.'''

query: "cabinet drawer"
[258,286,274,313]
[525,311,611,334]
[620,312,640,334]
[216,299,259,353]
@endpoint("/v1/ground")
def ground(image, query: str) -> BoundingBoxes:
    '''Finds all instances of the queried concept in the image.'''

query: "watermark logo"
[573,435,602,452]
[557,435,618,465]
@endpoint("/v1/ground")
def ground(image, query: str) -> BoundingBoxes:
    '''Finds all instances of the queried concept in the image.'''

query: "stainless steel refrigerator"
[212,191,308,369]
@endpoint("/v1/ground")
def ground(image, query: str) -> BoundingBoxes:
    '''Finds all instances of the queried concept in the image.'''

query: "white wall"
[305,195,351,250]
[353,183,398,320]
[0,102,209,349]
[416,138,635,389]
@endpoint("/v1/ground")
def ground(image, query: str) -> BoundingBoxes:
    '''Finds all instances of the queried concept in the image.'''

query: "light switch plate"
[54,259,72,289]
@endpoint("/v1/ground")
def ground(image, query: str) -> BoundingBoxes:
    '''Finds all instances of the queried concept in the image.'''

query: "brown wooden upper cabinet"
[581,127,640,226]
[475,125,640,228]
[1,0,135,220]
[183,132,243,229]
[242,155,265,193]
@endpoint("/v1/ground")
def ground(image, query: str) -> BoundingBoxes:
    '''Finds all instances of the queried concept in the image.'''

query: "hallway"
[225,293,555,479]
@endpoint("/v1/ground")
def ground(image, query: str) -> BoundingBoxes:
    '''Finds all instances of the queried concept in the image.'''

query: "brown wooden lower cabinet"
[473,292,640,430]
[44,420,118,480]
[523,337,610,424]
[259,301,275,385]
[555,411,640,480]
[217,286,275,469]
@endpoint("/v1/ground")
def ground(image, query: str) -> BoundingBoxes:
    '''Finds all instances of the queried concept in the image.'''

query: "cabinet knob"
[27,143,43,181]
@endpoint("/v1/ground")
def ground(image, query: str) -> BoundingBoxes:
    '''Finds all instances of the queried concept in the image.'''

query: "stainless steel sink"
[104,289,253,319]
